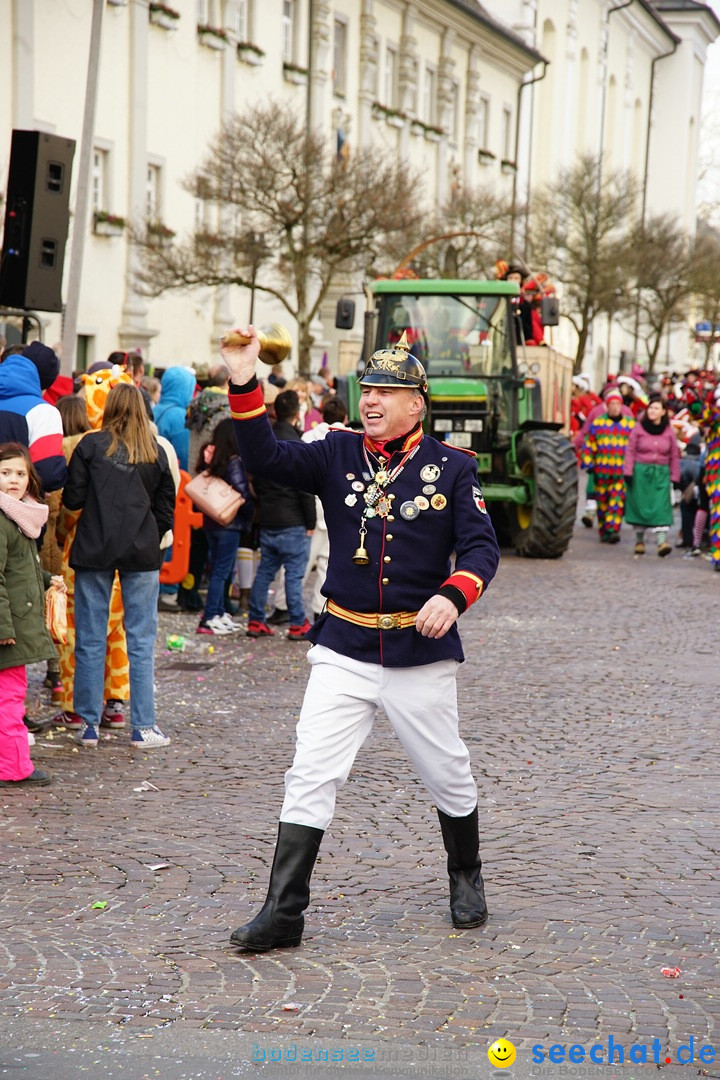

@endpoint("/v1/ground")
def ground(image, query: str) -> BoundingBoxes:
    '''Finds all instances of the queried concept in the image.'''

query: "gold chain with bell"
[352,443,421,565]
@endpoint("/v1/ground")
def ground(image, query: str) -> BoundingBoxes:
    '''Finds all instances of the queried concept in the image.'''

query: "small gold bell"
[352,543,370,566]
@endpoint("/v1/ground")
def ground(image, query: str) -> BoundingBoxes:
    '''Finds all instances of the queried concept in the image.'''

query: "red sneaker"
[101,700,126,728]
[52,710,84,729]
[287,619,312,640]
[246,620,275,638]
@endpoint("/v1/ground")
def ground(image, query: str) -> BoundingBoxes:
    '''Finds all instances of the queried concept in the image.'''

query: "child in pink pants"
[0,443,65,787]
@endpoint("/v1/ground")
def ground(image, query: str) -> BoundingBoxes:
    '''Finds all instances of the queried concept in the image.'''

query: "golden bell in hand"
[221,323,292,365]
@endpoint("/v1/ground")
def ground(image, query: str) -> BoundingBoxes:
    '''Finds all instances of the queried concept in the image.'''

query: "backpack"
[185,392,230,432]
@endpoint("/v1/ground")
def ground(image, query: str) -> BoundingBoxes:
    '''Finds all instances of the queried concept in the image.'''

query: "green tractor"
[335,278,578,558]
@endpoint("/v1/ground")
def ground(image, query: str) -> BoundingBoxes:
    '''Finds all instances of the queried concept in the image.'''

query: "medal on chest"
[351,443,420,565]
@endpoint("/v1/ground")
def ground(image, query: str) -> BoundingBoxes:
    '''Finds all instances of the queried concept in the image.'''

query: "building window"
[282,0,294,63]
[333,19,347,97]
[197,0,208,23]
[478,96,489,148]
[91,149,108,213]
[423,65,436,125]
[384,46,397,108]
[235,0,247,40]
[502,106,512,160]
[146,164,161,222]
[76,335,93,374]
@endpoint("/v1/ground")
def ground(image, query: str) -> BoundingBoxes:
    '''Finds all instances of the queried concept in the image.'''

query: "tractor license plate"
[446,432,473,449]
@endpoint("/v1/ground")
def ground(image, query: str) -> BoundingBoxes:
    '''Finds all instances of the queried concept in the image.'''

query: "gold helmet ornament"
[359,331,428,394]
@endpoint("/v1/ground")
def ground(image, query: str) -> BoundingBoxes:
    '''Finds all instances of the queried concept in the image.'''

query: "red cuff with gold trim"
[442,570,484,610]
[229,378,266,421]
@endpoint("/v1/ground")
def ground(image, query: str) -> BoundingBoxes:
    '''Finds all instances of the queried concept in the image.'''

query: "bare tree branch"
[132,101,424,372]
[528,154,638,373]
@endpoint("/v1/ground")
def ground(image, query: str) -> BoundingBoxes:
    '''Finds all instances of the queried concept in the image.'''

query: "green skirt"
[624,463,673,527]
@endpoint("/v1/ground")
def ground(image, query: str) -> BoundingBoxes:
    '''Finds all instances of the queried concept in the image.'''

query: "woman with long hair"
[54,392,132,731]
[62,384,176,748]
[195,417,253,635]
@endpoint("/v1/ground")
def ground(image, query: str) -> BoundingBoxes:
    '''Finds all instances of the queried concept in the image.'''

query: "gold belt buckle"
[377,613,401,630]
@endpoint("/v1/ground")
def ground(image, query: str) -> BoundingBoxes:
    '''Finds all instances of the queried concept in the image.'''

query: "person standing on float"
[223,327,500,953]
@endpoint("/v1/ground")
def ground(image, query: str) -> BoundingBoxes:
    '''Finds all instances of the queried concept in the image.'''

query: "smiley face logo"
[488,1039,516,1068]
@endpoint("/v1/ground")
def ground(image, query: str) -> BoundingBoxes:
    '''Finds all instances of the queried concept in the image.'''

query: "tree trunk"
[647,334,662,374]
[704,337,715,367]
[297,318,314,377]
[574,322,590,374]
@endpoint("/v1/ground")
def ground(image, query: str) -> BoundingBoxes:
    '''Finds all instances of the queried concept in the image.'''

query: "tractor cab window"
[380,293,513,379]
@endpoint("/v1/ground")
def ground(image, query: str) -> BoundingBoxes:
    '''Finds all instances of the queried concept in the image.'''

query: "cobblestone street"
[1,518,718,1078]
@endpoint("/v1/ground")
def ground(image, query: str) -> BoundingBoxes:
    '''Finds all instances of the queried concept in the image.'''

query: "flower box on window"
[198,24,228,49]
[478,148,496,166]
[194,230,225,251]
[149,2,180,29]
[93,211,126,237]
[500,158,517,175]
[410,119,444,141]
[147,221,176,248]
[283,61,308,84]
[237,41,265,65]
[372,102,407,128]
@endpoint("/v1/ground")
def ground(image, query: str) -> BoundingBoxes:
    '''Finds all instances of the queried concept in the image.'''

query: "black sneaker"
[267,607,290,625]
[23,714,54,734]
[0,768,52,787]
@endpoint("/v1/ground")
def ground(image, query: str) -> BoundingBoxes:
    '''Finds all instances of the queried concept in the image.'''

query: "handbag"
[45,584,68,644]
[184,471,245,526]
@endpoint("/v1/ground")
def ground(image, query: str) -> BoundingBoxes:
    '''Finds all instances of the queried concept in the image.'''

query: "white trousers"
[281,645,478,830]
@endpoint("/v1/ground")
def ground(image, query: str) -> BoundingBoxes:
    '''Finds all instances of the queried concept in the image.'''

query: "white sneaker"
[218,613,242,632]
[197,615,233,636]
[131,726,171,748]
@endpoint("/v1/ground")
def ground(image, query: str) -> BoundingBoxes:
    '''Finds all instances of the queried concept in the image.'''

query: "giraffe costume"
[55,367,133,717]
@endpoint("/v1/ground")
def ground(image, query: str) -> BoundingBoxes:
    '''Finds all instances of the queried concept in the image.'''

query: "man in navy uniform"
[224,327,500,952]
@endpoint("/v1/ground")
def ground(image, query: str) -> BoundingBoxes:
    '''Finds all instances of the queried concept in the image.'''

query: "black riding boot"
[437,805,488,929]
[230,822,324,951]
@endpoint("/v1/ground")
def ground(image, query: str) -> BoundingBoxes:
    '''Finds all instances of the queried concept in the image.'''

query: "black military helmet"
[358,331,428,394]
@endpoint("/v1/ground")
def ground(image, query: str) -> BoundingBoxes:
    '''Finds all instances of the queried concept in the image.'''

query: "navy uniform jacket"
[230,379,499,667]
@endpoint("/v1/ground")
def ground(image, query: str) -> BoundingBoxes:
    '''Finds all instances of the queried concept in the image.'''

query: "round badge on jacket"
[420,464,441,483]
[400,500,420,521]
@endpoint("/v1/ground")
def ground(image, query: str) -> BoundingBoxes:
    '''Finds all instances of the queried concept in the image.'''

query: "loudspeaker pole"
[61,0,104,374]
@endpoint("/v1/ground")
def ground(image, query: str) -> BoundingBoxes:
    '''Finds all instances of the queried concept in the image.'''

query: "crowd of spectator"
[0,328,717,788]
[572,366,720,569]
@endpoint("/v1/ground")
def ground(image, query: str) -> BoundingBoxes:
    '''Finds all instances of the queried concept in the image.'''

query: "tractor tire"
[509,430,578,558]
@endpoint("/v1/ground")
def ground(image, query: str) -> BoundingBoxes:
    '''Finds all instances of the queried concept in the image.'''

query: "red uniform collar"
[363,423,423,459]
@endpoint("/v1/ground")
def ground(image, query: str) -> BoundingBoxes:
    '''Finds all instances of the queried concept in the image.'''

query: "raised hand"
[220,325,261,386]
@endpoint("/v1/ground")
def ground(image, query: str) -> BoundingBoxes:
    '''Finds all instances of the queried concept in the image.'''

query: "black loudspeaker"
[541,296,559,326]
[335,297,355,330]
[0,130,76,312]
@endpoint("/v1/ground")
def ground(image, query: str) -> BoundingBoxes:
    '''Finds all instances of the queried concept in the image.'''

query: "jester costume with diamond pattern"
[581,412,636,539]
[702,399,720,566]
